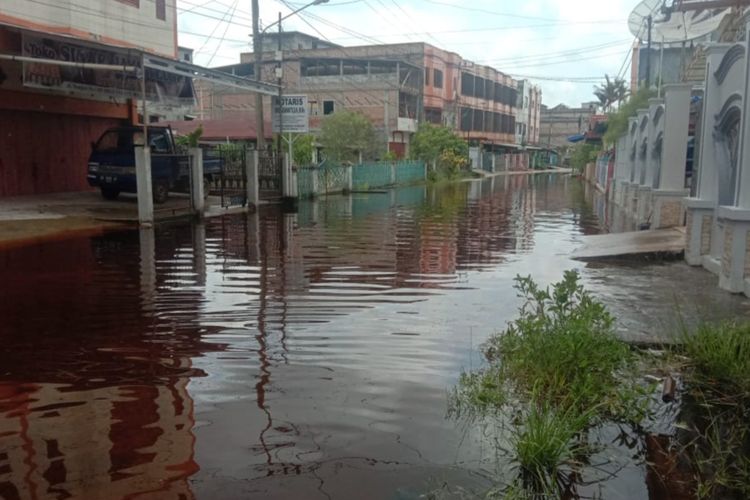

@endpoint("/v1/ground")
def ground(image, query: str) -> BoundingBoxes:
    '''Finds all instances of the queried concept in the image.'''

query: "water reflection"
[0,174,746,499]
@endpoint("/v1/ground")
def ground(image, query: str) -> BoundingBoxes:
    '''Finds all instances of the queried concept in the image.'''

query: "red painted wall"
[0,109,124,197]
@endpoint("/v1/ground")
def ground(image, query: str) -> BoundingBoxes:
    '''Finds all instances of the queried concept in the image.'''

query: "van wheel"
[101,187,120,200]
[153,181,169,204]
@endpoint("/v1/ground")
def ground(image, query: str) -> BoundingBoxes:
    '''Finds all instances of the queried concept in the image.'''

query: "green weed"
[450,271,653,497]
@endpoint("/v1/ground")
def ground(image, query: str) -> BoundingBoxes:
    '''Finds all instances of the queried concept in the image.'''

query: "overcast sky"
[176,0,643,108]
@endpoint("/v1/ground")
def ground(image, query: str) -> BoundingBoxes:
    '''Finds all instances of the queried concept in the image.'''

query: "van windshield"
[94,130,140,153]
[94,130,164,153]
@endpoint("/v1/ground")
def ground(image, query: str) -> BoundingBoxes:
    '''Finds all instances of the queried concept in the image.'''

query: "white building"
[0,0,178,58]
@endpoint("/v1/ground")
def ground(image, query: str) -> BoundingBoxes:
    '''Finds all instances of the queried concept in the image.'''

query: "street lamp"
[252,0,328,153]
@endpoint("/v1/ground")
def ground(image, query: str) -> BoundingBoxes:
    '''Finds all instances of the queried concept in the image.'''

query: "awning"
[567,134,585,143]
[0,24,279,98]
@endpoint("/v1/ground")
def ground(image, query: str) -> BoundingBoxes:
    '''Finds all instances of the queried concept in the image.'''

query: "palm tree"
[594,74,630,113]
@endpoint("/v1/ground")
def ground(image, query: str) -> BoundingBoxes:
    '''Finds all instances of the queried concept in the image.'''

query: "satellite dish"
[628,0,730,43]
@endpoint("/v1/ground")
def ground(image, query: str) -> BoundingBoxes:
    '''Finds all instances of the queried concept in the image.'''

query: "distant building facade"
[196,34,541,158]
[539,103,597,149]
[516,80,542,146]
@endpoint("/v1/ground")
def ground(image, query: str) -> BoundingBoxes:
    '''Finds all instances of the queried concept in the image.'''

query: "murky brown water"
[1,175,748,499]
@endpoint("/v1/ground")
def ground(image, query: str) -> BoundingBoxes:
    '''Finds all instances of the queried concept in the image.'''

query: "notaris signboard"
[21,34,195,104]
[272,95,309,133]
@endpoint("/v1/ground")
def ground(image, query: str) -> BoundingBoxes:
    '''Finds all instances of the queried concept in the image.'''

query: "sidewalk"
[0,191,133,247]
[470,167,572,179]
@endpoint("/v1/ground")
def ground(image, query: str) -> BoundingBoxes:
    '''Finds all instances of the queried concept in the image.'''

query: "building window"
[461,72,474,97]
[323,100,335,115]
[424,67,430,86]
[433,69,443,89]
[425,107,442,124]
[302,58,341,77]
[156,0,166,20]
[116,0,140,6]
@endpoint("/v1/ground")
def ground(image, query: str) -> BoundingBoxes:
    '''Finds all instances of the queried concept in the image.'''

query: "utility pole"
[645,14,653,89]
[252,0,265,152]
[277,11,283,171]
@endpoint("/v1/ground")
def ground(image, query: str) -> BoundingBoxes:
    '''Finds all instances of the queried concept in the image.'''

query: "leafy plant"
[319,110,378,163]
[410,123,468,170]
[451,271,653,497]
[569,143,600,173]
[292,134,316,167]
[602,87,655,146]
[382,150,398,162]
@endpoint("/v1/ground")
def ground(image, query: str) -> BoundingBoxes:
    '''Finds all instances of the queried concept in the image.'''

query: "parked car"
[87,126,222,203]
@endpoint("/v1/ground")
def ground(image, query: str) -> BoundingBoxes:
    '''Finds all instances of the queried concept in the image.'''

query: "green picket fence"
[298,160,426,197]
[352,161,425,190]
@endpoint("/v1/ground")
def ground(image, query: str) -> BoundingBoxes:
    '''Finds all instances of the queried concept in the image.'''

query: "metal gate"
[208,145,247,208]
[258,151,282,200]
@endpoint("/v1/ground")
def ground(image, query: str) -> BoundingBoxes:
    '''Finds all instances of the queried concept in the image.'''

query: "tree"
[602,87,655,146]
[410,123,469,170]
[292,134,315,166]
[594,74,630,113]
[318,110,377,163]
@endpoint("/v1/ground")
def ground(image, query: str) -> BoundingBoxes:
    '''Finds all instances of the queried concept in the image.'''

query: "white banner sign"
[21,33,194,104]
[272,95,309,133]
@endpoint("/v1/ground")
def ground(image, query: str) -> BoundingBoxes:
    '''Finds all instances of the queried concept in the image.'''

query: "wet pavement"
[1,174,748,499]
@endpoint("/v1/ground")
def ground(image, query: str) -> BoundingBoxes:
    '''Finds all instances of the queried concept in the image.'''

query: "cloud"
[176,0,642,106]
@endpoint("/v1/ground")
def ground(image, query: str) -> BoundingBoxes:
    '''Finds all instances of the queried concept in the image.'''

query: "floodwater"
[1,174,748,499]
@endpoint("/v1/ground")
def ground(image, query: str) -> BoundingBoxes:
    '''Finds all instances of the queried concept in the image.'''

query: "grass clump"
[451,271,653,497]
[683,322,750,394]
[511,404,591,494]
[676,322,750,499]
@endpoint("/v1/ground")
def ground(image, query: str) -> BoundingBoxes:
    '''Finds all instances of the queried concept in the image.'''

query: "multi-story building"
[0,0,184,197]
[539,103,597,150]
[0,1,274,199]
[196,34,538,158]
[515,80,542,146]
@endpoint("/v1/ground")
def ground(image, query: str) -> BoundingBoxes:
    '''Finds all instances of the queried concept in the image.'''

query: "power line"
[195,0,237,55]
[474,39,633,66]
[418,0,624,24]
[206,0,239,65]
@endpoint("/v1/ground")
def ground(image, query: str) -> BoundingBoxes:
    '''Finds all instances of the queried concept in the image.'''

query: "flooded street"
[1,174,748,499]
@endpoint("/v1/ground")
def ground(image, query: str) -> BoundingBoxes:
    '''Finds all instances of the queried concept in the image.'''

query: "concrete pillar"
[715,26,750,294]
[189,147,205,215]
[634,110,651,224]
[390,162,396,185]
[735,26,750,209]
[652,84,691,229]
[622,117,639,217]
[684,45,731,268]
[645,98,664,189]
[310,166,319,196]
[135,146,154,226]
[282,154,298,207]
[346,164,353,192]
[619,120,636,210]
[245,149,259,208]
[627,117,639,184]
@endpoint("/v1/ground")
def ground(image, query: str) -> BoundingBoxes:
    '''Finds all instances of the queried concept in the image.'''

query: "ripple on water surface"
[0,175,747,499]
